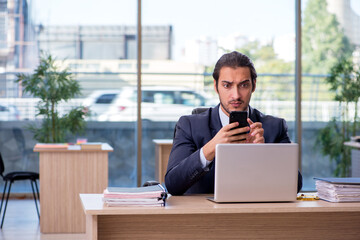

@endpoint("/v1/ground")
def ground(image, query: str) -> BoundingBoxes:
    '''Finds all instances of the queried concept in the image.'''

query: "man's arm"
[277,118,291,143]
[165,117,210,195]
[165,116,251,195]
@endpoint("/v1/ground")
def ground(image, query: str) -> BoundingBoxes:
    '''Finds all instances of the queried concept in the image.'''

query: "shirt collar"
[218,105,249,127]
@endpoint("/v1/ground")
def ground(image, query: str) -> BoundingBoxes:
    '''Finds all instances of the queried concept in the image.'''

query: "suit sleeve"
[277,118,291,143]
[165,116,210,195]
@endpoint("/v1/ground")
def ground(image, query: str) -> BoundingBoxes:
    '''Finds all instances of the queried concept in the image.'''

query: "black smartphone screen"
[229,111,249,133]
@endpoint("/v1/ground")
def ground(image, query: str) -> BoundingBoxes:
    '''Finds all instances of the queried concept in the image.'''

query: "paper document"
[314,177,360,202]
[103,184,167,207]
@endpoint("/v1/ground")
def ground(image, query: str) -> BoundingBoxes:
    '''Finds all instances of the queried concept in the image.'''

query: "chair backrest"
[173,108,210,139]
[191,108,209,115]
[0,153,4,177]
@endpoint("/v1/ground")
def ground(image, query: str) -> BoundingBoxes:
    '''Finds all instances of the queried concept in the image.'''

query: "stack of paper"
[35,143,68,149]
[80,142,102,150]
[314,177,360,202]
[103,185,167,207]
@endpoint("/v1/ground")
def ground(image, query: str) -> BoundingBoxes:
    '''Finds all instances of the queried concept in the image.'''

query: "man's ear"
[252,79,256,92]
[214,79,218,94]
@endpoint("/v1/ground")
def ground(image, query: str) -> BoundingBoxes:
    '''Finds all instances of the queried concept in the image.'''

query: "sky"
[31,0,360,60]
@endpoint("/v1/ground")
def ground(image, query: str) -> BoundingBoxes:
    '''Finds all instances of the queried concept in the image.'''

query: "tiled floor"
[0,198,86,240]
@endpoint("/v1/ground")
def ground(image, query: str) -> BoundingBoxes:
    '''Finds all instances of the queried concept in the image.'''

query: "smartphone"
[229,111,250,134]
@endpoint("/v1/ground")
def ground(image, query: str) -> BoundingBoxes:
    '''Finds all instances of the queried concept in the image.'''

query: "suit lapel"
[249,106,259,123]
[210,105,259,137]
[209,104,222,137]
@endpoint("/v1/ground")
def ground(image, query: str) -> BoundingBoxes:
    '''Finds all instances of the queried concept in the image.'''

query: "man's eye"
[223,83,229,88]
[240,83,250,88]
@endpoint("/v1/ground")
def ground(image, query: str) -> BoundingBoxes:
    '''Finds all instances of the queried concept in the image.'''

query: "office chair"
[191,107,209,115]
[173,108,209,138]
[0,152,40,228]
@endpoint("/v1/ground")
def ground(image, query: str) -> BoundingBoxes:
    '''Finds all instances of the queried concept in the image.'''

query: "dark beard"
[220,100,246,114]
[220,101,231,115]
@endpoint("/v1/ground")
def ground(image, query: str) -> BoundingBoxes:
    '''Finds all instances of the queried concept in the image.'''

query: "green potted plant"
[16,53,87,143]
[317,57,360,177]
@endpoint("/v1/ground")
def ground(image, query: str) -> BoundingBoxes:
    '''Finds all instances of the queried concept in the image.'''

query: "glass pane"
[301,0,360,190]
[1,0,137,192]
[142,0,296,184]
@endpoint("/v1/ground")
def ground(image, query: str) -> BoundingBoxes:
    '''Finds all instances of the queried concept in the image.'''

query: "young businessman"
[165,51,303,195]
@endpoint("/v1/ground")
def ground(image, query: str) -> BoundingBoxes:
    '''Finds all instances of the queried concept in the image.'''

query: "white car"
[83,87,216,121]
[0,104,20,121]
[83,89,122,118]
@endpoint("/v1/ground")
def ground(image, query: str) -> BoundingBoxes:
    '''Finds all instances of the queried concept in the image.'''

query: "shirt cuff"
[200,147,211,169]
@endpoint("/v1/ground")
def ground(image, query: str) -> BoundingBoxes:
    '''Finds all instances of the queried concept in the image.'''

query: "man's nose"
[231,87,241,99]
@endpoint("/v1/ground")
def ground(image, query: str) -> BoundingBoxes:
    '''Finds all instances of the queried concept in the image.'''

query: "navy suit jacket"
[165,104,303,195]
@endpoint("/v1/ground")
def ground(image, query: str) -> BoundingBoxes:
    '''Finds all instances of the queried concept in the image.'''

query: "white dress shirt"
[199,106,249,168]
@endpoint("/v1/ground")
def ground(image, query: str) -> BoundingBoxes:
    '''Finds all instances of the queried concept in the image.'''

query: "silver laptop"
[210,143,298,203]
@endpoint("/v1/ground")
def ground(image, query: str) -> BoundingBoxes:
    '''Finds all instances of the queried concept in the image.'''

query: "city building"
[182,36,218,66]
[327,0,360,46]
[57,59,205,96]
[37,25,173,60]
[0,0,36,97]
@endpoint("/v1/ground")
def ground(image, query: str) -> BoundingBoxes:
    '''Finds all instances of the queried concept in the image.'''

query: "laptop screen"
[213,143,298,202]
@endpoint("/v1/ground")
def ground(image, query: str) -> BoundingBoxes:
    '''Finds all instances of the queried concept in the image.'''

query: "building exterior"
[183,37,218,66]
[0,0,35,97]
[182,34,253,66]
[57,59,205,96]
[327,0,360,46]
[37,25,204,92]
[37,25,173,60]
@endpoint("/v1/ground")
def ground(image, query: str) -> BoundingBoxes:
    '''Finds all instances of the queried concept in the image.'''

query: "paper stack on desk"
[314,177,360,202]
[80,142,103,150]
[102,185,167,207]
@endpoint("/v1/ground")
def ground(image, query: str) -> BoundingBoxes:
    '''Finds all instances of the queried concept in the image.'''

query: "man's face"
[214,66,256,116]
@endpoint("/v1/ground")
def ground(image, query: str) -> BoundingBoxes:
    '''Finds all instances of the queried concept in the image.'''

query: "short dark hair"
[213,51,257,90]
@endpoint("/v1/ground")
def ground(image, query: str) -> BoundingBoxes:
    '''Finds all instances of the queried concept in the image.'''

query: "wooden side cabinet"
[34,143,113,233]
[153,139,173,183]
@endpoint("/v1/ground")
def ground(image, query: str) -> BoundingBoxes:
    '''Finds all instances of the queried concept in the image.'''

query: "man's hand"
[246,119,265,143]
[202,122,250,161]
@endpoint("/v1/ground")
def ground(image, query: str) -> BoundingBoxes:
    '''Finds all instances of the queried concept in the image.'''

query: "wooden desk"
[344,141,360,148]
[153,139,172,183]
[34,143,113,233]
[80,194,360,240]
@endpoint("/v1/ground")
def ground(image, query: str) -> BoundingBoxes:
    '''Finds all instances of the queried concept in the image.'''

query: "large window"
[1,0,359,192]
[301,0,360,189]
[141,0,296,183]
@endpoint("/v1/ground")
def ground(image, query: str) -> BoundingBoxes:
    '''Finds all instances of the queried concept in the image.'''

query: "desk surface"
[80,193,360,215]
[81,194,360,240]
[34,143,113,152]
[152,139,173,145]
[345,141,360,148]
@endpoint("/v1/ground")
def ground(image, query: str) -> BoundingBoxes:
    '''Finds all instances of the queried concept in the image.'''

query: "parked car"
[83,86,216,121]
[0,104,20,121]
[82,89,123,118]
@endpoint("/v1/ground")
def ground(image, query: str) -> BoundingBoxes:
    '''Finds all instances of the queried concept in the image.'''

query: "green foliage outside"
[16,54,87,143]
[302,0,353,75]
[204,0,360,177]
[204,0,354,103]
[301,0,354,103]
[211,41,294,100]
[236,40,293,74]
[204,66,215,87]
[317,58,360,177]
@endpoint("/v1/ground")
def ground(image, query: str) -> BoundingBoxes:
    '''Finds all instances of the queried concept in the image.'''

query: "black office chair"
[191,107,209,115]
[0,152,40,228]
[173,108,209,138]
